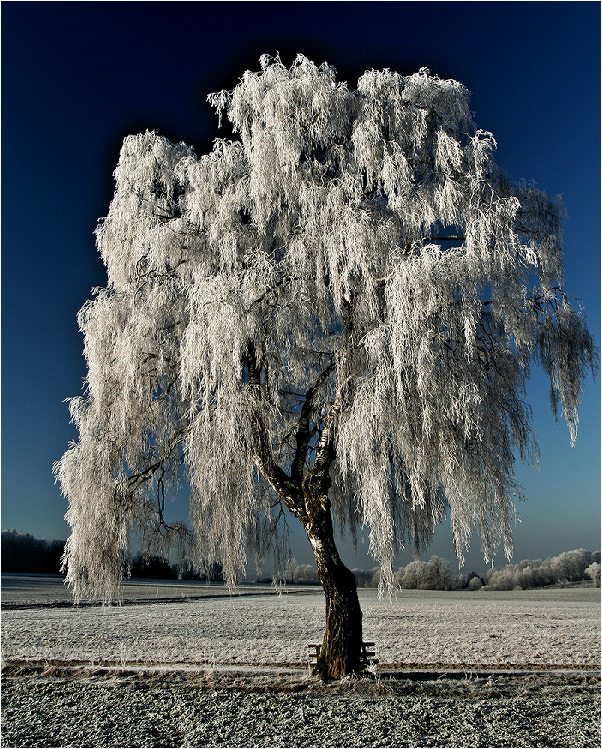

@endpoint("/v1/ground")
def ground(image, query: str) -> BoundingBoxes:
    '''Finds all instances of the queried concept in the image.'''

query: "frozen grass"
[2,582,599,669]
[0,574,242,606]
[3,579,599,748]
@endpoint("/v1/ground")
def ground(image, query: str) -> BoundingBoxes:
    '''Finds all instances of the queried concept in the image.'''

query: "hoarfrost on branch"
[54,55,596,602]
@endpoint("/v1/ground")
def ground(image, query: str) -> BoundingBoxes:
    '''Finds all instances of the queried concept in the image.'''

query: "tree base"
[312,560,364,679]
[303,485,364,679]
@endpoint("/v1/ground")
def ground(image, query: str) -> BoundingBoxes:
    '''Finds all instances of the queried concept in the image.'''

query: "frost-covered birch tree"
[55,54,596,678]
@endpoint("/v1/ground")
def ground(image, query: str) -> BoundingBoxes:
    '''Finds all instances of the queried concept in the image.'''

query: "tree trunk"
[303,497,364,679]
[246,342,363,679]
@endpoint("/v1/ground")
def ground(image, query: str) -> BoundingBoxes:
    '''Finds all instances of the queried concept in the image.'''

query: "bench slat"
[307,642,377,670]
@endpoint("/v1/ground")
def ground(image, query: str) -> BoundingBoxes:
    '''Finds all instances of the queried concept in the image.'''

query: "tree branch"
[290,360,336,482]
[242,343,302,512]
[426,235,465,242]
[126,426,187,494]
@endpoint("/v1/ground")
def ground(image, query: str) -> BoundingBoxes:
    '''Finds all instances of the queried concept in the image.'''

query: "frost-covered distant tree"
[584,562,601,587]
[55,54,596,678]
[395,556,453,590]
[487,549,595,589]
[468,575,482,591]
[283,556,319,584]
[550,549,592,583]
[292,562,320,585]
[396,560,428,590]
[422,556,454,591]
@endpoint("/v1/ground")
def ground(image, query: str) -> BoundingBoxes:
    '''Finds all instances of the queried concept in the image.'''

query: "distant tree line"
[1,532,223,580]
[3,532,599,589]
[262,549,601,590]
[1,531,65,574]
[130,555,223,581]
[352,549,601,590]
[482,549,601,590]
[362,556,458,591]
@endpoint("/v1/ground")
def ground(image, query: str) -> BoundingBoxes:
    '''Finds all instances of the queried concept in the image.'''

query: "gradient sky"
[2,1,600,575]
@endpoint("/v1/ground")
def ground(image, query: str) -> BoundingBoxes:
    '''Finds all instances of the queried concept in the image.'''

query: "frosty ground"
[1,576,600,747]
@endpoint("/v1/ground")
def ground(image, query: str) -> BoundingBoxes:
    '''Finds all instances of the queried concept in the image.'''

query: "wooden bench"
[307,641,378,671]
[307,643,321,668]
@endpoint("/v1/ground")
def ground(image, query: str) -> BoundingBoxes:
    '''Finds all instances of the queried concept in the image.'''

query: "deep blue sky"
[2,2,600,574]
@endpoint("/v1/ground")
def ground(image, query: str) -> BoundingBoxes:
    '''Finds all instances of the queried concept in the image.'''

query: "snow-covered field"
[1,575,599,669]
[2,576,600,747]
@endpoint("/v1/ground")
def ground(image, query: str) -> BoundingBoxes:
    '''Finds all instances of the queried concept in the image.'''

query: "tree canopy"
[55,54,596,603]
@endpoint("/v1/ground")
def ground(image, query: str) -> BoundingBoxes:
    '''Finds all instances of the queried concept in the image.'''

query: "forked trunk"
[303,498,364,679]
